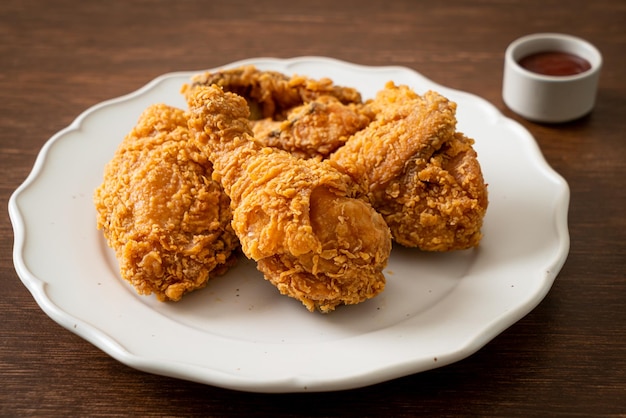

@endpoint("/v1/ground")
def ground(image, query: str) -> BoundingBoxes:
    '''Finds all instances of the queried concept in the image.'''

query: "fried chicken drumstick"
[94,104,239,301]
[185,84,391,312]
[330,82,488,251]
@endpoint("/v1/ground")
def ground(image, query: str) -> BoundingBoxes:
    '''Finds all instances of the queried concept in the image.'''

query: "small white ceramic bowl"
[502,33,602,123]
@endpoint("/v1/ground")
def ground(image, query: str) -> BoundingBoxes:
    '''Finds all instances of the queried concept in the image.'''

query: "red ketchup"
[518,51,592,76]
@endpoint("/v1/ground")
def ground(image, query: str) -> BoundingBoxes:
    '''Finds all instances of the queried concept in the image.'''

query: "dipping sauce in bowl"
[502,33,602,123]
[518,51,592,76]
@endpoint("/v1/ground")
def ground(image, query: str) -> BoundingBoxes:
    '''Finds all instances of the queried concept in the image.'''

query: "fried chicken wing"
[185,84,391,312]
[330,82,488,251]
[190,65,363,120]
[94,104,239,301]
[251,95,374,159]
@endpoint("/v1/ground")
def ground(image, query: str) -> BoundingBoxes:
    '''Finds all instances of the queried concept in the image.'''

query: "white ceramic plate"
[9,57,570,393]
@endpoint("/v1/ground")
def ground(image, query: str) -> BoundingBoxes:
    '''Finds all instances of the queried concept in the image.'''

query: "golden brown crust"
[186,85,391,312]
[251,96,374,159]
[94,104,239,301]
[375,132,488,250]
[94,69,488,309]
[330,82,488,251]
[190,65,363,120]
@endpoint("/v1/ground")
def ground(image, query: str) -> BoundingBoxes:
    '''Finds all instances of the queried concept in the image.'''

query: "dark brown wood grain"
[1,0,624,416]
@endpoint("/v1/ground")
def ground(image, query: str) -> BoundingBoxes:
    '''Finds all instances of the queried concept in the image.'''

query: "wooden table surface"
[1,0,624,416]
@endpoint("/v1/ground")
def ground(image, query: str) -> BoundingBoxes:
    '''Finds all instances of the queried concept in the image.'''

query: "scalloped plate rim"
[9,56,570,393]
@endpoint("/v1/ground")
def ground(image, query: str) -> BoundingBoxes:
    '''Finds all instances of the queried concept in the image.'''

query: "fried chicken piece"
[330,82,488,251]
[185,84,391,313]
[190,65,363,120]
[94,104,239,301]
[251,95,374,159]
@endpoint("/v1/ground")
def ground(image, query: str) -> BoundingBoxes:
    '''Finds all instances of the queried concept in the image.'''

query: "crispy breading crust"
[252,96,374,159]
[330,82,488,251]
[94,104,239,301]
[185,85,391,312]
[190,65,363,120]
[94,69,489,309]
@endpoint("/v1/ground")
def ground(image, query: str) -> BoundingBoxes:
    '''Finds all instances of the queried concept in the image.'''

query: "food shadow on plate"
[125,246,477,345]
